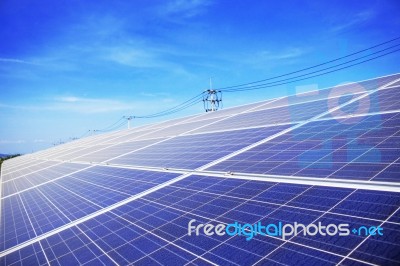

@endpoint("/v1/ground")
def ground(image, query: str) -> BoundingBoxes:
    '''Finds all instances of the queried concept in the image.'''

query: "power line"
[134,93,204,118]
[222,47,400,92]
[98,117,125,131]
[98,119,126,132]
[222,44,400,92]
[74,36,400,138]
[218,36,400,90]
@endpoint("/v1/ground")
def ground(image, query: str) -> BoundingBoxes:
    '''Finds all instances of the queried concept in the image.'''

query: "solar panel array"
[1,73,400,265]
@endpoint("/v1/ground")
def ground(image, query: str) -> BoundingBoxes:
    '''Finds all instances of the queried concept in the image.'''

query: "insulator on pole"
[202,90,222,112]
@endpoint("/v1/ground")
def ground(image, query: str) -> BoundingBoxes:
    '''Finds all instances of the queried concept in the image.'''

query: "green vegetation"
[0,154,21,172]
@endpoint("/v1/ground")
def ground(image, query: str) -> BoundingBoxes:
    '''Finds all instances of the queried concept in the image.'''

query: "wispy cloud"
[140,92,170,97]
[105,47,161,68]
[52,96,137,113]
[0,57,41,66]
[331,10,374,32]
[0,95,183,114]
[0,96,135,114]
[0,140,26,144]
[160,0,211,19]
[102,45,192,76]
[256,48,306,60]
[238,47,307,69]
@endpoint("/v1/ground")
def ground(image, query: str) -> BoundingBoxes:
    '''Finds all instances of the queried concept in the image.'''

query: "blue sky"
[1,0,400,154]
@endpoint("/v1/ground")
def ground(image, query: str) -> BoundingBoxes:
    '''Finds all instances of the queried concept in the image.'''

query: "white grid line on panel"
[1,165,95,200]
[164,181,400,226]
[71,96,284,167]
[2,159,49,178]
[302,123,400,181]
[337,206,400,265]
[180,181,347,265]
[106,179,329,265]
[177,108,400,137]
[41,161,400,193]
[48,112,221,163]
[34,182,119,265]
[5,130,188,198]
[0,172,192,257]
[3,161,64,184]
[121,181,377,265]
[144,176,390,261]
[103,213,218,265]
[75,227,120,265]
[136,180,280,265]
[247,101,400,265]
[252,186,375,265]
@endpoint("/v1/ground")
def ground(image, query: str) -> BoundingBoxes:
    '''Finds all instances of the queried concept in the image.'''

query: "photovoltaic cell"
[109,125,290,169]
[2,163,88,197]
[324,86,400,119]
[62,138,165,163]
[0,242,47,266]
[0,168,180,254]
[1,196,36,251]
[9,175,396,265]
[190,96,354,134]
[1,160,60,182]
[209,112,400,182]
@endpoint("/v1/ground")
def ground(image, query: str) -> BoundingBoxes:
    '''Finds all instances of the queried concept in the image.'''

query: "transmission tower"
[203,78,222,112]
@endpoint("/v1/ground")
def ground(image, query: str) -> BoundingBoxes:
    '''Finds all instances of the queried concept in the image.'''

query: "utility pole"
[123,116,134,129]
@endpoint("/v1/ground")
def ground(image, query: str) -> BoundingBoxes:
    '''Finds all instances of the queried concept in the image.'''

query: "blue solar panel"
[4,175,394,264]
[109,125,290,169]
[0,168,180,253]
[1,196,36,251]
[209,112,400,182]
[1,74,400,265]
[325,86,400,118]
[1,242,47,265]
[190,96,351,134]
[2,163,88,197]
[57,138,165,162]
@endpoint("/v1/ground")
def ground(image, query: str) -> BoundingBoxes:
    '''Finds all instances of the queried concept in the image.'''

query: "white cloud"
[0,57,40,65]
[140,92,170,97]
[160,0,211,18]
[106,47,159,68]
[331,10,374,32]
[0,140,25,144]
[102,45,192,76]
[256,48,306,60]
[0,97,134,114]
[0,95,185,115]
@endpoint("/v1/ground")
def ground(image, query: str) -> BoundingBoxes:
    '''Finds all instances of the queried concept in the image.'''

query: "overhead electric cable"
[218,36,400,90]
[222,44,400,92]
[223,47,400,92]
[75,36,400,137]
